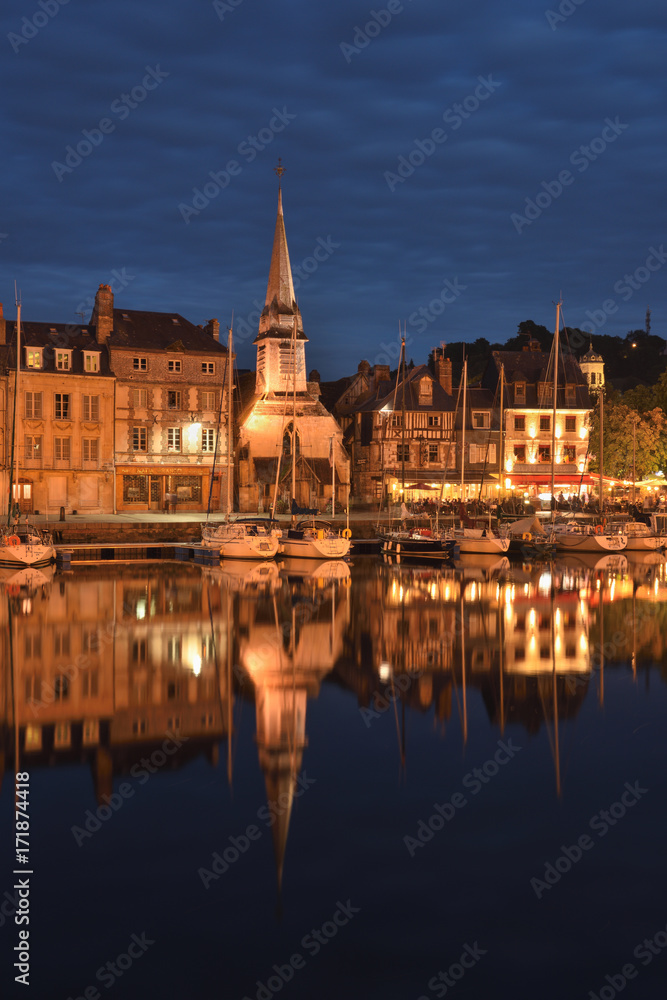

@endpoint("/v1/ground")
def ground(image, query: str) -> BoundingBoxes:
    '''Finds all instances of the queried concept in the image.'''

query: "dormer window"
[514,382,526,403]
[564,384,576,404]
[418,378,433,404]
[84,352,100,373]
[56,351,72,371]
[472,410,490,429]
[26,348,43,369]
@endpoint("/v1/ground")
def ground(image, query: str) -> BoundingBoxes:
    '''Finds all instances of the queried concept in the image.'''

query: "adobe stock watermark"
[510,117,628,234]
[587,918,667,1000]
[340,0,414,64]
[578,245,667,334]
[70,731,189,846]
[232,236,339,343]
[241,899,360,1000]
[197,770,316,888]
[545,0,587,31]
[530,780,648,899]
[8,0,71,55]
[51,66,170,182]
[408,277,467,334]
[64,932,155,1000]
[418,941,487,999]
[212,0,245,21]
[178,107,296,224]
[384,75,502,192]
[404,739,522,856]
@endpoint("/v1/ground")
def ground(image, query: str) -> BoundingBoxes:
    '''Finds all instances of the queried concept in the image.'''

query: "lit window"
[168,360,182,372]
[133,357,148,371]
[26,349,42,369]
[168,428,181,452]
[132,427,147,452]
[56,351,71,370]
[84,353,100,372]
[202,429,215,452]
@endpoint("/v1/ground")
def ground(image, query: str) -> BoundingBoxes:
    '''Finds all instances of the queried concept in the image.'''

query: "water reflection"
[2,551,667,860]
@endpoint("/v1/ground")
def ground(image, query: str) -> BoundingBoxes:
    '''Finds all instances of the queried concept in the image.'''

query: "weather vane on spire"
[274,158,285,181]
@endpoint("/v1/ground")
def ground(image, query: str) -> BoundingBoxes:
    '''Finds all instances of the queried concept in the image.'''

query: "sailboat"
[377,334,458,559]
[201,325,281,560]
[277,317,351,560]
[1,297,55,569]
[545,303,626,554]
[452,357,509,555]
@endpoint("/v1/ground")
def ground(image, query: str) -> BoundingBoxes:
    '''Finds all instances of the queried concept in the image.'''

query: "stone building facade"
[0,307,115,516]
[91,284,233,513]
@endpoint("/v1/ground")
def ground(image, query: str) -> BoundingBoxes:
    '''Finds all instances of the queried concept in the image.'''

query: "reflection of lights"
[555,635,562,653]
[444,585,451,601]
[22,599,32,615]
[610,579,615,601]
[579,634,588,651]
[430,583,437,599]
[191,654,202,677]
[379,662,392,682]
[530,635,536,651]
[399,586,404,601]
[538,573,552,595]
[136,598,146,620]
[555,608,561,626]
[529,608,536,628]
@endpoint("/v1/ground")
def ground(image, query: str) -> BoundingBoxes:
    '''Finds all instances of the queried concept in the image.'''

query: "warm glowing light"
[505,459,513,473]
[505,478,512,489]
[529,608,536,628]
[191,654,202,677]
[579,426,587,439]
[136,599,146,620]
[579,634,588,651]
[378,662,392,682]
[555,425,561,439]
[529,426,536,438]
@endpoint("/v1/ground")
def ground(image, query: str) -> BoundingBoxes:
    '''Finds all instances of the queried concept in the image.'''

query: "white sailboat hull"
[453,529,510,554]
[553,530,626,553]
[201,523,280,559]
[0,539,55,569]
[280,535,350,560]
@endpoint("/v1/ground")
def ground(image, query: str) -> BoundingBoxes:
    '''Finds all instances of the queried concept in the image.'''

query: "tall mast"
[291,314,297,514]
[460,356,467,500]
[8,296,21,525]
[550,300,561,521]
[499,362,504,485]
[227,325,233,515]
[400,331,406,499]
[599,391,604,518]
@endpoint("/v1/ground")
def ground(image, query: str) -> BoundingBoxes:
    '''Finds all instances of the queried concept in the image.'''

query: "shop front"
[116,465,215,512]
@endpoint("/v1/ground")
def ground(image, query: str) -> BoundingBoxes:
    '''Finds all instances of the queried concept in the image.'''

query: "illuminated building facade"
[236,186,350,513]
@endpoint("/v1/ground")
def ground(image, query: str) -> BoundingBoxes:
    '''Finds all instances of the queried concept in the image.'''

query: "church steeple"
[254,165,308,394]
[257,164,304,340]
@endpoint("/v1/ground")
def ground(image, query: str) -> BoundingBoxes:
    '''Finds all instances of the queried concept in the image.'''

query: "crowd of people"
[400,491,667,520]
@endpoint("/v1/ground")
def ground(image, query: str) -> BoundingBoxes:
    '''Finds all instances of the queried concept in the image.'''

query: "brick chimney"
[92,284,114,345]
[0,302,5,346]
[206,318,220,342]
[433,346,452,395]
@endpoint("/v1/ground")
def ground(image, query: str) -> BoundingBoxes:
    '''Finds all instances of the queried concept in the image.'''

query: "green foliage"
[588,399,667,478]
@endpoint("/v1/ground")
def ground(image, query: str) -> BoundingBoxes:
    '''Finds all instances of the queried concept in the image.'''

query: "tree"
[588,399,667,479]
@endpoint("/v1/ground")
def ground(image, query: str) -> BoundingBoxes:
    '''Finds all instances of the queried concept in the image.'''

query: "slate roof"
[109,310,228,354]
[484,349,590,408]
[352,365,455,413]
[2,321,113,375]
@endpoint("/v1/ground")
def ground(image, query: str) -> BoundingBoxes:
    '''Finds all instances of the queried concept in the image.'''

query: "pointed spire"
[257,164,304,340]
[264,186,296,312]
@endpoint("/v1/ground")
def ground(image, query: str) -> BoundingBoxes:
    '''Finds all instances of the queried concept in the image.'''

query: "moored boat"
[201,518,281,560]
[280,518,351,560]
[552,521,627,553]
[0,523,56,569]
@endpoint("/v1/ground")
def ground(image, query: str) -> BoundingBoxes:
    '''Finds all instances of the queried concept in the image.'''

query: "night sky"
[1,0,665,378]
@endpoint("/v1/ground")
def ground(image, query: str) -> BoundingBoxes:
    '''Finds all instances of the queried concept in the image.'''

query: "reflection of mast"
[551,591,561,798]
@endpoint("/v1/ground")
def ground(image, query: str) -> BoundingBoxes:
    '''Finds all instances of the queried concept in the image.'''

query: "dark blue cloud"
[1,0,665,377]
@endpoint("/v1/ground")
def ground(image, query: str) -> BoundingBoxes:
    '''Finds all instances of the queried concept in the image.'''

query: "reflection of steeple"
[238,580,348,896]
